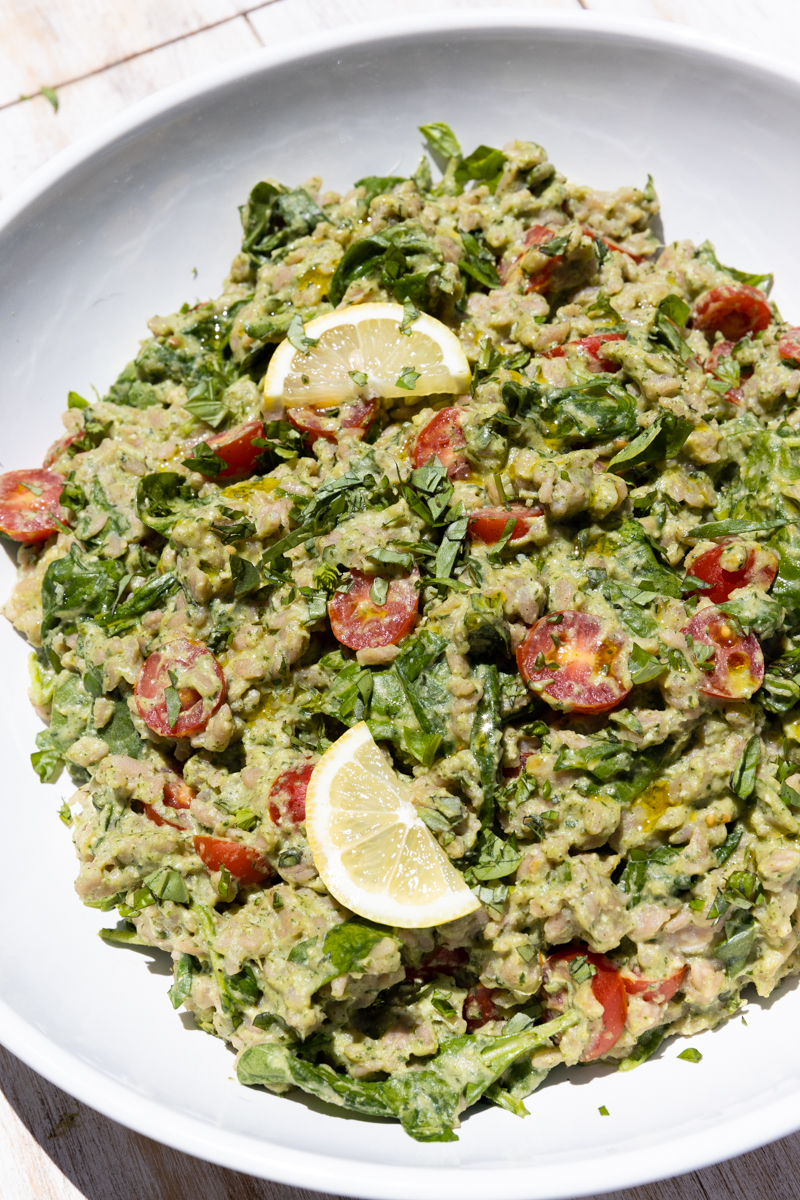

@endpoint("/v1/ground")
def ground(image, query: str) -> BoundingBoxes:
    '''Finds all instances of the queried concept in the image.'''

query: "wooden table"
[1,1,799,1195]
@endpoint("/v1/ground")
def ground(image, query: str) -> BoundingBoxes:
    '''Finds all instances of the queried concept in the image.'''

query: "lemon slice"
[263,301,471,408]
[305,722,481,928]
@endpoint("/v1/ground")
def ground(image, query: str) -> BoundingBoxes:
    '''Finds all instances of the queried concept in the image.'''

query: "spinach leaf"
[697,241,773,294]
[617,1025,665,1072]
[240,181,325,263]
[690,517,787,539]
[471,663,502,826]
[459,232,501,289]
[168,953,198,1009]
[98,924,148,947]
[328,222,445,310]
[418,121,461,161]
[454,145,505,191]
[714,911,755,977]
[238,1043,393,1117]
[356,175,406,205]
[98,573,181,635]
[322,921,393,975]
[730,736,760,800]
[607,413,692,471]
[554,735,633,781]
[508,377,638,445]
[31,730,63,783]
[136,472,200,535]
[101,700,145,758]
[41,545,127,642]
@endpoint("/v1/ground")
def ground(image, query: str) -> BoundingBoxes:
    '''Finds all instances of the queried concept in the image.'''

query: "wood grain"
[2,0,800,1196]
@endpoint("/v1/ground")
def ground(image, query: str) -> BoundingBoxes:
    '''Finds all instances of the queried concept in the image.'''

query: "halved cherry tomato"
[329,570,419,650]
[545,333,625,373]
[193,835,271,887]
[412,408,469,480]
[142,772,195,829]
[468,505,542,545]
[135,637,226,738]
[43,433,78,468]
[692,285,771,341]
[287,398,378,446]
[0,469,67,543]
[547,944,628,1061]
[203,418,265,479]
[463,985,501,1031]
[409,946,470,983]
[681,606,764,700]
[520,224,561,294]
[779,328,800,363]
[268,762,315,825]
[622,965,686,1005]
[688,539,778,605]
[516,611,631,714]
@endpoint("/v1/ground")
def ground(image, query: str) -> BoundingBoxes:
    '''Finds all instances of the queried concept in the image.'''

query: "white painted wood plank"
[0,0,272,107]
[248,0,579,46]
[581,0,800,68]
[0,16,261,199]
[0,1042,342,1200]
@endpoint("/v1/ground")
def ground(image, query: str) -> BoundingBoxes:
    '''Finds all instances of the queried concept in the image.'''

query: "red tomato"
[622,965,687,1005]
[689,539,778,605]
[204,418,265,479]
[412,408,469,480]
[545,333,625,373]
[779,328,800,363]
[548,945,628,1061]
[681,606,764,700]
[194,836,271,887]
[0,469,67,543]
[468,505,542,545]
[287,398,378,446]
[463,985,501,1031]
[502,749,533,781]
[520,224,561,294]
[410,946,470,983]
[163,773,194,809]
[516,611,631,714]
[135,638,226,738]
[329,570,419,650]
[692,285,771,341]
[43,433,78,468]
[268,762,315,825]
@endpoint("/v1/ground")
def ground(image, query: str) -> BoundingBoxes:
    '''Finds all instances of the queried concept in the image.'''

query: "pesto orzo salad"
[5,122,800,1143]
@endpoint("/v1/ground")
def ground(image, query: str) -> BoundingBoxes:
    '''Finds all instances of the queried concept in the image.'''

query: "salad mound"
[5,121,800,1142]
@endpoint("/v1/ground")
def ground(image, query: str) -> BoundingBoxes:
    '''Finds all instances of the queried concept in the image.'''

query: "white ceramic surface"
[2,11,800,1198]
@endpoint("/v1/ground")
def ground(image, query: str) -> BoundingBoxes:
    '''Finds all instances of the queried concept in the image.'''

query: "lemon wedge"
[263,301,471,408]
[305,722,481,928]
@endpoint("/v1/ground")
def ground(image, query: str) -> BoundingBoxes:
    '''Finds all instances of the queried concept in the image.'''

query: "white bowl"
[2,11,800,1197]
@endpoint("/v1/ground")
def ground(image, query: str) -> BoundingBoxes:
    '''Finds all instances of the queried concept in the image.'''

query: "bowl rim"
[3,8,800,1195]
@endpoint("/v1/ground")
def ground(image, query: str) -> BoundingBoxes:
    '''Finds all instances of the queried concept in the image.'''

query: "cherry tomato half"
[692,285,772,342]
[193,835,271,887]
[622,965,686,1005]
[681,606,764,700]
[329,570,419,651]
[287,398,378,446]
[463,985,501,1031]
[412,408,469,480]
[547,944,628,1061]
[545,333,625,373]
[204,418,265,479]
[688,539,778,605]
[468,505,542,545]
[43,433,78,469]
[0,469,67,543]
[268,762,315,825]
[135,637,226,738]
[142,772,195,829]
[779,328,800,363]
[583,227,645,264]
[516,611,631,714]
